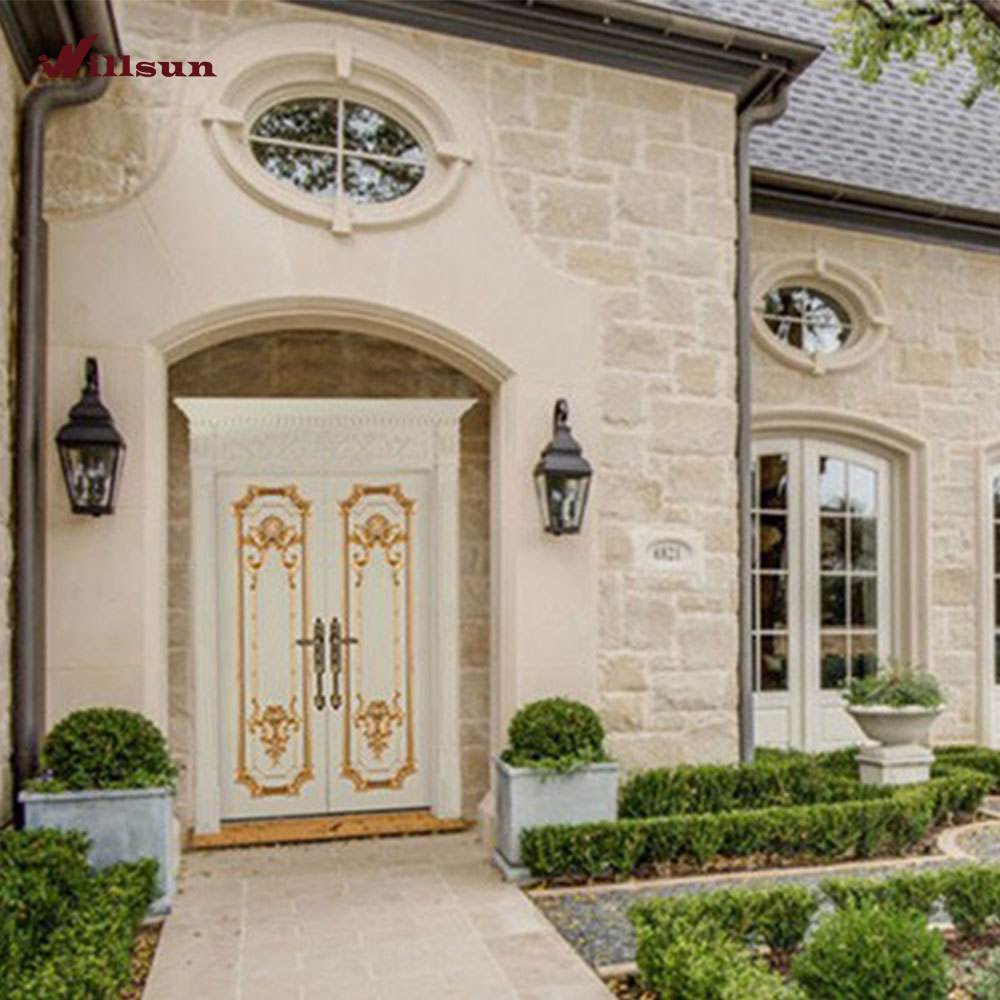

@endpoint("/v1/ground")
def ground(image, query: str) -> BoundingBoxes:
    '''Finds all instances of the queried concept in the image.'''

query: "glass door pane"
[753,453,790,693]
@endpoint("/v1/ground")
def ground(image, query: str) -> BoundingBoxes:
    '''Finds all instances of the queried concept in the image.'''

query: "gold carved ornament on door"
[340,484,417,791]
[232,486,315,798]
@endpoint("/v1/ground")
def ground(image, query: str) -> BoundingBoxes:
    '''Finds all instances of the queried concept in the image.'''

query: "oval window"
[248,97,427,204]
[760,286,853,356]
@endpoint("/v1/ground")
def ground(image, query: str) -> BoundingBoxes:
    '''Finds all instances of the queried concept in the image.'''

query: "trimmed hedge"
[631,883,820,956]
[0,829,157,998]
[620,756,889,819]
[936,745,1000,789]
[501,697,608,771]
[821,867,942,917]
[521,767,989,878]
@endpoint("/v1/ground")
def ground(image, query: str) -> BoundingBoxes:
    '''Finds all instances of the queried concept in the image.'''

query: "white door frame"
[177,397,475,834]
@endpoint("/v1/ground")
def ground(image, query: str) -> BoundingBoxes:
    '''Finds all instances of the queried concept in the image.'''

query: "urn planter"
[848,705,943,786]
[493,757,618,877]
[20,786,177,914]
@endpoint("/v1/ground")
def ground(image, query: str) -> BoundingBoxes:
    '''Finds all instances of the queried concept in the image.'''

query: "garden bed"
[521,748,995,883]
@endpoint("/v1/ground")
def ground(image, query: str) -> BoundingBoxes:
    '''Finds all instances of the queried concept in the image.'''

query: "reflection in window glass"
[819,455,879,689]
[249,97,427,204]
[760,287,853,355]
[752,453,790,693]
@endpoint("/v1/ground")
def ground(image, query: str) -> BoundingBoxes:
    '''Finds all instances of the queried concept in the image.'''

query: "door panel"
[330,475,431,812]
[219,478,327,819]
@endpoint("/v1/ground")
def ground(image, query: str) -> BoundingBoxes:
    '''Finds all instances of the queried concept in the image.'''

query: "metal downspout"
[736,85,790,763]
[14,72,110,818]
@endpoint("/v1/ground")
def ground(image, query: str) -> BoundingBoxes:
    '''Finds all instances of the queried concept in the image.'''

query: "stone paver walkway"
[145,831,610,1000]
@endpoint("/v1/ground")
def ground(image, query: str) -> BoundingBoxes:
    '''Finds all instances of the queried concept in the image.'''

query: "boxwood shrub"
[38,707,177,791]
[500,697,608,771]
[0,829,157,998]
[790,903,948,1000]
[520,766,988,879]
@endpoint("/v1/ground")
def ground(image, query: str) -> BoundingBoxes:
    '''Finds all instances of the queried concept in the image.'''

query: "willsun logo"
[39,34,216,80]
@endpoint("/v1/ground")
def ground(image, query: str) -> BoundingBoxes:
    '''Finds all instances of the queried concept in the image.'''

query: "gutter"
[735,86,791,764]
[13,2,117,818]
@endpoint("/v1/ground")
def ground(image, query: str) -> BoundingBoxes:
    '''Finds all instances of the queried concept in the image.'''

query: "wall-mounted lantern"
[55,357,125,516]
[534,398,592,535]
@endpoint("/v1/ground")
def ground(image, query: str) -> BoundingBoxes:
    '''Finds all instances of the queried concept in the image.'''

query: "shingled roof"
[649,0,1000,217]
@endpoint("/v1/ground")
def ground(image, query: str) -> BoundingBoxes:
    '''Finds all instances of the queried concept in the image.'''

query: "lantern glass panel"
[59,443,121,514]
[535,469,591,534]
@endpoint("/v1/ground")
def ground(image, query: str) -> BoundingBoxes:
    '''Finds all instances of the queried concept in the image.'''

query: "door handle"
[329,616,358,711]
[296,617,326,711]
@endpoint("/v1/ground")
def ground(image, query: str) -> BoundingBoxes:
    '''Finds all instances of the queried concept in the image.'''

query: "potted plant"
[19,707,178,913]
[493,697,617,877]
[844,660,944,785]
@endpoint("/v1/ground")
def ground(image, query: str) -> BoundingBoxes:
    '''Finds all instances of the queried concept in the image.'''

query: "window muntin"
[249,98,427,204]
[760,287,853,356]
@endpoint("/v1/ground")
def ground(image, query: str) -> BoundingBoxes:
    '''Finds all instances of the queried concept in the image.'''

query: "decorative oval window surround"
[751,253,891,375]
[202,30,474,236]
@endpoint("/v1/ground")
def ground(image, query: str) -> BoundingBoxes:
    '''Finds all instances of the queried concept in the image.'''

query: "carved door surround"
[177,398,474,833]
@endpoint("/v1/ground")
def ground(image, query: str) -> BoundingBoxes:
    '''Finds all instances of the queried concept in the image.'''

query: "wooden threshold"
[187,809,471,850]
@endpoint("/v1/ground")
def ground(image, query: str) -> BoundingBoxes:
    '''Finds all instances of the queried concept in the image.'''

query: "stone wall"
[168,332,491,821]
[0,40,21,824]
[751,214,1000,744]
[45,0,741,777]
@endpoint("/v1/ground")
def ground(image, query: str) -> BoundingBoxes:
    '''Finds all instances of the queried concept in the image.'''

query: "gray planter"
[494,757,618,873]
[20,787,177,914]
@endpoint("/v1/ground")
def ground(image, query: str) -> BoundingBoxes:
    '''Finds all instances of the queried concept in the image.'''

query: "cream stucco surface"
[42,0,740,824]
[0,34,19,825]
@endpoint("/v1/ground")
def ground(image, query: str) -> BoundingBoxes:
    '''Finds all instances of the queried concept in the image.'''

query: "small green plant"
[971,948,1000,1000]
[791,903,948,1000]
[939,864,1000,936]
[844,658,943,708]
[500,697,608,772]
[36,707,177,791]
[636,916,802,1000]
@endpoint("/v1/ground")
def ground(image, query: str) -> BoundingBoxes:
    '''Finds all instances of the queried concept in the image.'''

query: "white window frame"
[200,25,475,236]
[752,436,895,751]
[751,253,891,376]
[981,455,1000,747]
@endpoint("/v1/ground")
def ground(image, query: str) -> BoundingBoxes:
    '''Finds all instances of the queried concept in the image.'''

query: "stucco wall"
[167,331,491,821]
[41,0,741,804]
[0,40,20,823]
[751,214,1000,745]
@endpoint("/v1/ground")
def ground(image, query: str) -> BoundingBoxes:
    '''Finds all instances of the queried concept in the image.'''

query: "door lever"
[328,616,358,711]
[296,617,326,711]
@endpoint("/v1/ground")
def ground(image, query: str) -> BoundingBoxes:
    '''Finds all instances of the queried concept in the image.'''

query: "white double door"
[752,438,892,751]
[217,470,430,820]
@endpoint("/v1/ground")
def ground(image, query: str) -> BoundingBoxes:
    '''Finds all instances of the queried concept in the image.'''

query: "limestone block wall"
[752,214,1000,744]
[43,0,741,777]
[167,332,491,822]
[0,40,20,824]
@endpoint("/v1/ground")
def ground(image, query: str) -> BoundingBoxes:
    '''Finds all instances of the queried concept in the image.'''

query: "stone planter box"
[847,705,943,786]
[20,787,176,914]
[494,757,618,875]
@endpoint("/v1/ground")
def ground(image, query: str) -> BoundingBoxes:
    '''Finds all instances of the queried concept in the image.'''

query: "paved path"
[145,831,609,1000]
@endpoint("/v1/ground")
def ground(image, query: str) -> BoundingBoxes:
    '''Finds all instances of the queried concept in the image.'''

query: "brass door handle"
[296,617,326,711]
[328,616,358,711]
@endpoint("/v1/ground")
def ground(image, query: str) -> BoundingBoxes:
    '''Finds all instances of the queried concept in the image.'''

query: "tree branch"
[973,0,1000,30]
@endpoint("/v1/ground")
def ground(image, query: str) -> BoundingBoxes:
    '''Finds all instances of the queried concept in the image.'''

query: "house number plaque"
[632,525,704,582]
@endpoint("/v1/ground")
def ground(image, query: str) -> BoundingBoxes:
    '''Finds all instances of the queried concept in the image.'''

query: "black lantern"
[55,358,125,516]
[534,399,592,535]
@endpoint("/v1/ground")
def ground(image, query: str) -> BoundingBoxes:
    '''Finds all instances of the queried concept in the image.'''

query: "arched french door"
[752,437,893,751]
